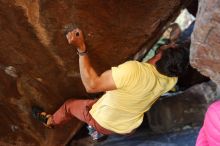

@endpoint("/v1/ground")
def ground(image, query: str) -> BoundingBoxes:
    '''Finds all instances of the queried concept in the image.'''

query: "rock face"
[147,81,220,133]
[191,0,220,86]
[0,0,191,145]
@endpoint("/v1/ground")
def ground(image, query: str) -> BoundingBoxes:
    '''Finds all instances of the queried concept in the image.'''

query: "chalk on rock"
[4,66,18,78]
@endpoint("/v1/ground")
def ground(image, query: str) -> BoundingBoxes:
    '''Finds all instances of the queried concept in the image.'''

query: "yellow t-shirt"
[89,61,177,134]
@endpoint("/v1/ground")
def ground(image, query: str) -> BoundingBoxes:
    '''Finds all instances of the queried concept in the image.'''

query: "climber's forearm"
[79,53,100,93]
[79,54,117,93]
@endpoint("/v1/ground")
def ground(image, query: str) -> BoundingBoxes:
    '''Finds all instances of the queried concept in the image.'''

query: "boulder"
[0,0,191,145]
[191,0,220,87]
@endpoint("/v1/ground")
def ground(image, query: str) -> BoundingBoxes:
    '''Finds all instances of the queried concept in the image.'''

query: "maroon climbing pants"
[51,99,113,135]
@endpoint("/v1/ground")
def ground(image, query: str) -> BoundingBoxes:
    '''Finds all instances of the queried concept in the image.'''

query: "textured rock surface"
[0,0,190,145]
[191,0,220,86]
[147,81,220,133]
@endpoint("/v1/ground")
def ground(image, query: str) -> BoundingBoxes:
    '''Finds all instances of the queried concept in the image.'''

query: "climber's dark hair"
[156,45,189,77]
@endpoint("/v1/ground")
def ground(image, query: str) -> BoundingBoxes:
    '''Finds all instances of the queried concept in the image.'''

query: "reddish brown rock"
[191,0,220,86]
[0,0,191,145]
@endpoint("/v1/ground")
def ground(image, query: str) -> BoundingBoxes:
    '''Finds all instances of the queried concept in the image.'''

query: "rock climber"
[32,28,189,141]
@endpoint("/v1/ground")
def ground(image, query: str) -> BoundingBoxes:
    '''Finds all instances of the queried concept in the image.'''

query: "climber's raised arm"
[66,28,116,93]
